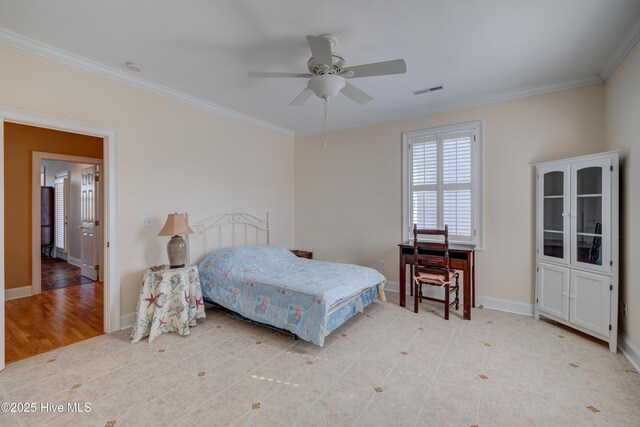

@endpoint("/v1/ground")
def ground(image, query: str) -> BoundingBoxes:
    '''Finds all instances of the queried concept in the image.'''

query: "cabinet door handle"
[570,295,576,299]
[562,292,567,296]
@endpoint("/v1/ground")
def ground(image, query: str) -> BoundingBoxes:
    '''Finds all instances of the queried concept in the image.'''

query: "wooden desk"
[398,242,475,320]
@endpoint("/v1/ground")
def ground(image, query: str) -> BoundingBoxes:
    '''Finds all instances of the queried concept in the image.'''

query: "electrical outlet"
[623,303,628,318]
[379,260,386,270]
[140,216,153,228]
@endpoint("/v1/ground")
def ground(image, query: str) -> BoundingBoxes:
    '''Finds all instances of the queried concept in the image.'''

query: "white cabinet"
[570,270,611,337]
[537,263,570,321]
[535,152,618,352]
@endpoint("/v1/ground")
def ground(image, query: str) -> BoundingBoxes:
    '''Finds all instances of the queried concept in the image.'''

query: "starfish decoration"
[195,297,204,310]
[144,293,159,309]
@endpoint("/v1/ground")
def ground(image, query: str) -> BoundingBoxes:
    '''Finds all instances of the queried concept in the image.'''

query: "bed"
[187,212,386,346]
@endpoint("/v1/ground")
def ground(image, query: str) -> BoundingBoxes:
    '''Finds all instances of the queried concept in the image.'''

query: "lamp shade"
[158,213,195,236]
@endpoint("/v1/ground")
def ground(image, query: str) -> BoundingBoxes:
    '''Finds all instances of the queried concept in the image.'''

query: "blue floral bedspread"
[197,245,386,346]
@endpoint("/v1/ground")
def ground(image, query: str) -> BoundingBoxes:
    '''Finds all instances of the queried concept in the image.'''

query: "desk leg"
[471,251,476,308]
[464,261,471,320]
[399,250,406,307]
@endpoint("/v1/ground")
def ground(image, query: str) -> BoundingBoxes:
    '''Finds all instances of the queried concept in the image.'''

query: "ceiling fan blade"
[248,71,311,78]
[342,59,407,78]
[290,88,314,106]
[341,82,373,105]
[306,35,333,66]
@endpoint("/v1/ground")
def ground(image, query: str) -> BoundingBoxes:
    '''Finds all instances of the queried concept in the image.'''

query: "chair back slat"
[417,242,447,252]
[414,228,445,236]
[415,254,447,267]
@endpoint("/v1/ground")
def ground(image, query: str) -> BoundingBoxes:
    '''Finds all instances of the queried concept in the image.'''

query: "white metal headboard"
[186,212,270,264]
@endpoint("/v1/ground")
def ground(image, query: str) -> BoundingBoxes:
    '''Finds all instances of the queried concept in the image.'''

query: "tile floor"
[1,293,639,426]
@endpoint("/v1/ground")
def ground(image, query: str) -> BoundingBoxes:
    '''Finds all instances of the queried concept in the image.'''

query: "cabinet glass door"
[538,165,569,264]
[571,159,611,273]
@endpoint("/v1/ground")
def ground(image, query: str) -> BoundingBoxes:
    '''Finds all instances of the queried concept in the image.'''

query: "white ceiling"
[1,0,639,135]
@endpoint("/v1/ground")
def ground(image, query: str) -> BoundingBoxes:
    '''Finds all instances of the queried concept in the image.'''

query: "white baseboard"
[385,280,534,317]
[475,295,534,317]
[5,285,32,300]
[68,256,82,268]
[618,332,640,373]
[120,312,136,330]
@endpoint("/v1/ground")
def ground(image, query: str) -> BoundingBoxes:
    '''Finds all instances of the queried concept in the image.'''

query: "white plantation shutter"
[407,124,480,245]
[411,136,438,229]
[54,172,69,252]
[441,131,472,239]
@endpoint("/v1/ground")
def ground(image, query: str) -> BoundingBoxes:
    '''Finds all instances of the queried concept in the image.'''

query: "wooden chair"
[413,224,460,319]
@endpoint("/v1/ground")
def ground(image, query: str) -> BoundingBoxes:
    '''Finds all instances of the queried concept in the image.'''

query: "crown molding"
[0,28,294,136]
[295,76,603,137]
[599,13,640,81]
[0,25,626,139]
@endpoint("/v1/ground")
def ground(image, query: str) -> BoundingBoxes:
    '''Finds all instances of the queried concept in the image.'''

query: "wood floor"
[41,258,94,291]
[5,262,103,364]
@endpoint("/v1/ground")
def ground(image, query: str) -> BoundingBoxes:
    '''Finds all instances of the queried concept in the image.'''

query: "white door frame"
[32,152,103,295]
[0,106,120,370]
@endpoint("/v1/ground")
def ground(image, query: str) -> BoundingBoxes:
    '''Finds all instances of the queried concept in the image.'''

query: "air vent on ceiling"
[413,85,444,95]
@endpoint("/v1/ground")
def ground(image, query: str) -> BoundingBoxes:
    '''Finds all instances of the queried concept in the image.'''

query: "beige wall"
[605,41,640,349]
[295,84,606,305]
[3,123,103,289]
[0,44,295,315]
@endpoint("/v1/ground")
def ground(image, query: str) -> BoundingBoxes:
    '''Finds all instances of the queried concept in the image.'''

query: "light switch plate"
[140,216,153,228]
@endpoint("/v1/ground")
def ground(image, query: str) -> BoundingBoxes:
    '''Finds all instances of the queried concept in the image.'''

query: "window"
[403,121,482,247]
[54,171,69,253]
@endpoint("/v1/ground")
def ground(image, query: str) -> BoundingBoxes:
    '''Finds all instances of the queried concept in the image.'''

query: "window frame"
[402,121,483,248]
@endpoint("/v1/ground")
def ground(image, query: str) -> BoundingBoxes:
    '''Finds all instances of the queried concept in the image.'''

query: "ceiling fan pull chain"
[324,97,328,148]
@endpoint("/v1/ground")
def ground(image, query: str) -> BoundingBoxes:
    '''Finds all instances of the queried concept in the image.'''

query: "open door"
[80,166,98,281]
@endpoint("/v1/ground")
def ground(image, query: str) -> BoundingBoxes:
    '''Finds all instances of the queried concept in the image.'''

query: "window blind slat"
[443,189,472,239]
[442,133,471,185]
[411,140,437,185]
[412,191,437,229]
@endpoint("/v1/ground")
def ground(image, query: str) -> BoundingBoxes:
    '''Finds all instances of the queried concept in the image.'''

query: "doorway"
[6,143,105,363]
[0,108,120,370]
[35,154,103,294]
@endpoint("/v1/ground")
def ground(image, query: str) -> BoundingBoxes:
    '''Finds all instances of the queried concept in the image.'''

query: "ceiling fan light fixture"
[308,74,345,99]
[249,33,406,106]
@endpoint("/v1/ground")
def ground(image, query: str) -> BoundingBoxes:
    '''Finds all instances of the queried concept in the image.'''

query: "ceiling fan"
[248,34,407,106]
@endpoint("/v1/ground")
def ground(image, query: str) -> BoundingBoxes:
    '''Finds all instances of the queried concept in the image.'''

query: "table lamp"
[158,213,195,268]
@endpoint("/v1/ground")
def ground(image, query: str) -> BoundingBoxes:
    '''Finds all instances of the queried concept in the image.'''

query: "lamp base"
[167,235,187,269]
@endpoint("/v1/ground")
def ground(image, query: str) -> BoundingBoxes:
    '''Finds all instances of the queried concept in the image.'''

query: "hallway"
[41,258,93,291]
